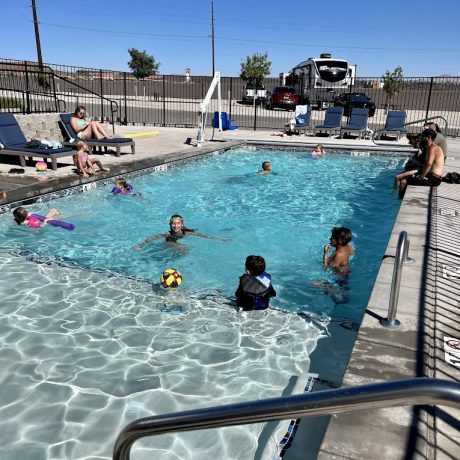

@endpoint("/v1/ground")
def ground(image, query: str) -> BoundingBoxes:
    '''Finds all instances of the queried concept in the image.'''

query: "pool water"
[0,148,404,459]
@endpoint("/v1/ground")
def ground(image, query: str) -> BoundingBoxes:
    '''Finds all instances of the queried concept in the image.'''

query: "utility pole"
[31,0,44,68]
[211,0,215,76]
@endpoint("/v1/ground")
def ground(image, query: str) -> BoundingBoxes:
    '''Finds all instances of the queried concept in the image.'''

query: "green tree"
[127,48,160,79]
[240,52,271,88]
[382,65,404,111]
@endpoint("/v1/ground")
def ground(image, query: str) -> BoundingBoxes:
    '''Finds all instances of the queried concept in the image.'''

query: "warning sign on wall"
[444,337,460,367]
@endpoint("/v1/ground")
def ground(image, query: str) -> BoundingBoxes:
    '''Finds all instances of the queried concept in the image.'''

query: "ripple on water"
[0,252,327,459]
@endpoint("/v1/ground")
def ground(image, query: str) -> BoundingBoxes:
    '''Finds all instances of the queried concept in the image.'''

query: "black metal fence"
[1,59,460,136]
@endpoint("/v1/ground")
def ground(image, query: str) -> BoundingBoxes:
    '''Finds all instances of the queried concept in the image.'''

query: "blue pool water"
[0,148,404,459]
[1,149,403,318]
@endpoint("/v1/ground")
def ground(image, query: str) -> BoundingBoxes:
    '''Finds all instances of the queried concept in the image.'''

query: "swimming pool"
[0,147,404,459]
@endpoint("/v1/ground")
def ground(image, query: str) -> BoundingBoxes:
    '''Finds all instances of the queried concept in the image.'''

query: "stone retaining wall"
[14,113,65,143]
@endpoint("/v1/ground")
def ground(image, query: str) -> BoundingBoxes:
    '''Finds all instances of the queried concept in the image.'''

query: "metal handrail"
[113,378,460,460]
[372,115,448,144]
[380,231,410,328]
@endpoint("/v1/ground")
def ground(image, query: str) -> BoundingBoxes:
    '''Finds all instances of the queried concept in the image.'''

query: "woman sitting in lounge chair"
[70,105,111,140]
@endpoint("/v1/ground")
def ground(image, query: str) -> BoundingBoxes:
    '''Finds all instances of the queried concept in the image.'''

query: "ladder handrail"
[372,115,448,144]
[113,378,460,460]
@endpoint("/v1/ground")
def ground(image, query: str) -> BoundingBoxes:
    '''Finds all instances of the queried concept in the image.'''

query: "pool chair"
[59,113,135,156]
[378,110,407,140]
[0,113,75,171]
[340,108,370,139]
[314,106,343,136]
[285,106,312,135]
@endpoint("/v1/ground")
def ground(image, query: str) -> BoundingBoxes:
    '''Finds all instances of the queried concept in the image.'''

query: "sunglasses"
[79,112,86,115]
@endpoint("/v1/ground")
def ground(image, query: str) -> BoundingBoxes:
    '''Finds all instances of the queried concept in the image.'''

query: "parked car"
[242,83,266,104]
[265,86,300,110]
[333,92,376,117]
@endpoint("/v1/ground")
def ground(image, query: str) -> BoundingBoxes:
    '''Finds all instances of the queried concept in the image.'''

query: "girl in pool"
[12,207,75,230]
[133,214,228,249]
[312,144,326,157]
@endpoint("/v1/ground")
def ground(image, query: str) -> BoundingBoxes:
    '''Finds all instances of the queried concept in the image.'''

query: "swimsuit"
[27,214,75,231]
[407,172,442,187]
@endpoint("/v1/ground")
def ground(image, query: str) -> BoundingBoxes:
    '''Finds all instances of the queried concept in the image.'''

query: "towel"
[295,105,308,117]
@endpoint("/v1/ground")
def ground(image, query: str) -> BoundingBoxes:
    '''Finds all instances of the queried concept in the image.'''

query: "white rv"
[280,54,356,109]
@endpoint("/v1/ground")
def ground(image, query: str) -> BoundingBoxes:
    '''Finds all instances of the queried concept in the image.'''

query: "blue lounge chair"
[286,106,312,135]
[59,113,135,156]
[0,113,75,171]
[314,107,343,136]
[379,110,407,140]
[340,108,370,139]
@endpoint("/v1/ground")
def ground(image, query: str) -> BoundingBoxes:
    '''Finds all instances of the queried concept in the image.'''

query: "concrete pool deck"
[0,124,459,459]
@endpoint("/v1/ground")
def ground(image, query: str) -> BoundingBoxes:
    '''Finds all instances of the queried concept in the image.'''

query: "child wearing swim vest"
[235,255,276,311]
[111,177,133,194]
[73,140,110,178]
[312,144,326,157]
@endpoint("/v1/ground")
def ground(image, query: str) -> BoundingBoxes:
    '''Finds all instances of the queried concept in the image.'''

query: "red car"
[265,86,299,110]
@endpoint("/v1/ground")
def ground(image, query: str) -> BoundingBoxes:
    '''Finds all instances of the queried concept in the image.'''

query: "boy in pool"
[133,214,228,249]
[257,161,272,175]
[235,255,276,311]
[323,226,354,275]
[73,140,110,178]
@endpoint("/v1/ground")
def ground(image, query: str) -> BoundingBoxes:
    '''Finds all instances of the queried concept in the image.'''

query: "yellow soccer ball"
[160,268,182,289]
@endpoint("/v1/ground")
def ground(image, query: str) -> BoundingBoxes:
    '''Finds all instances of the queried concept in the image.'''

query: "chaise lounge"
[314,106,343,136]
[59,113,135,157]
[0,113,75,171]
[340,108,370,139]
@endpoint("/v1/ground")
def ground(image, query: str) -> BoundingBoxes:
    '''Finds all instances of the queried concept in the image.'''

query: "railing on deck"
[1,59,460,136]
[112,378,460,460]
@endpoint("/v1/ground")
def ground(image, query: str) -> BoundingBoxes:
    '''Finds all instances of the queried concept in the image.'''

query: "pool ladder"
[113,378,460,460]
[380,230,413,329]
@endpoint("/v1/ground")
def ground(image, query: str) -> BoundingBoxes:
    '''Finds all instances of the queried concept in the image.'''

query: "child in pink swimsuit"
[73,140,110,178]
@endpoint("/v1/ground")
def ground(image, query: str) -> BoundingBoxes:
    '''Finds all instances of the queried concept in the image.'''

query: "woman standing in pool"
[133,214,228,249]
[70,105,111,140]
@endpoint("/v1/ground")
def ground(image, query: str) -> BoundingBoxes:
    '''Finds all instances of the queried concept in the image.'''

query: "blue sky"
[2,0,460,77]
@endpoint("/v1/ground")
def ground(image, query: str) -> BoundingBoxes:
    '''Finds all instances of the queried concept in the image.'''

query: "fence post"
[253,96,257,131]
[162,75,166,127]
[123,73,128,125]
[99,69,104,122]
[229,77,233,120]
[24,61,31,114]
[425,77,434,121]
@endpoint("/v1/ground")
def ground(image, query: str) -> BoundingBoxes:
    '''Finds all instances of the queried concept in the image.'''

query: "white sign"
[442,264,460,280]
[444,337,460,367]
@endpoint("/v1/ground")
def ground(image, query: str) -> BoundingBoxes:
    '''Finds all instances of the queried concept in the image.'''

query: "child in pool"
[112,177,133,194]
[257,161,272,175]
[12,206,75,230]
[323,226,354,275]
[73,140,110,178]
[312,144,326,157]
[133,214,229,249]
[235,255,276,311]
